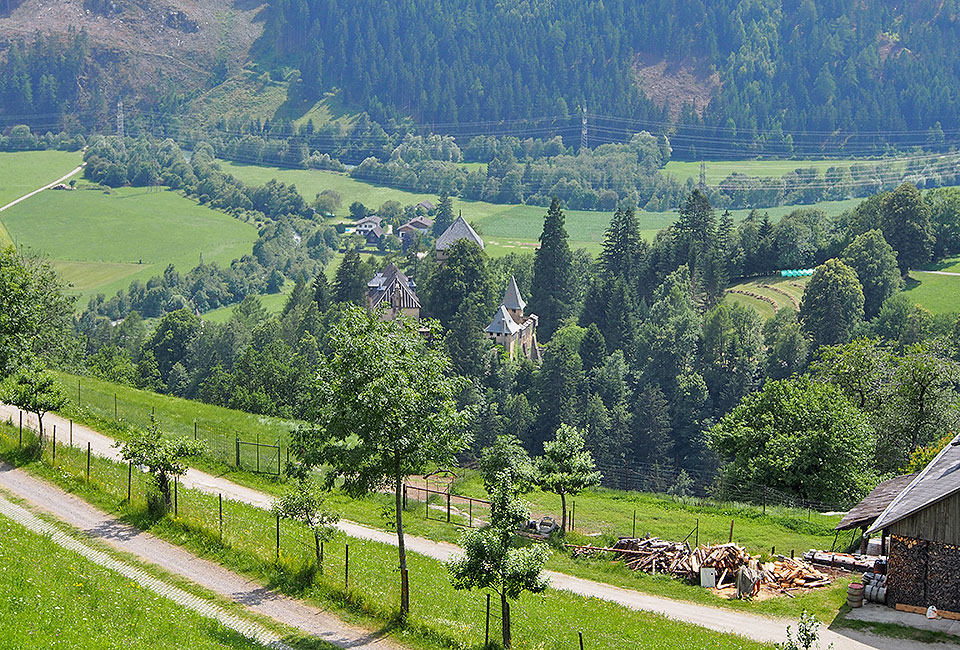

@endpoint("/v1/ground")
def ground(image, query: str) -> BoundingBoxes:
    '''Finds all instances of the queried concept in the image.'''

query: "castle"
[485,276,540,361]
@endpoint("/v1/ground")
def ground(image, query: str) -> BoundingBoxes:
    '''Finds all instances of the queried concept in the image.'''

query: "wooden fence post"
[728,519,734,544]
[447,492,451,523]
[52,425,56,464]
[174,477,178,517]
[632,510,636,538]
[275,513,280,560]
[345,543,349,589]
[18,411,22,448]
[485,593,490,647]
[219,494,223,541]
[86,442,91,481]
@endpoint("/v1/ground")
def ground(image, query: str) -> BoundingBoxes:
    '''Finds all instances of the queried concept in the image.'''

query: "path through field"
[0,463,403,650]
[0,164,84,214]
[915,270,960,277]
[2,404,954,650]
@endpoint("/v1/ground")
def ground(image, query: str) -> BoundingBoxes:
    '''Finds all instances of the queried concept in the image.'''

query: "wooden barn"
[835,473,916,554]
[867,435,960,613]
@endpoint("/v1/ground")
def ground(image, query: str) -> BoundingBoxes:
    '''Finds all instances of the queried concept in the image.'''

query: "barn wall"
[889,493,960,546]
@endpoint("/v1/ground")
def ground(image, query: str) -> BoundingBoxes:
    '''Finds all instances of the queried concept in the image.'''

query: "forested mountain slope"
[264,0,960,156]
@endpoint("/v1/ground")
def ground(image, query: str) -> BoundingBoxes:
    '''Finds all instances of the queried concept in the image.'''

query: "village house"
[485,276,540,361]
[866,435,960,614]
[355,215,383,235]
[435,215,484,262]
[397,215,434,246]
[366,263,421,320]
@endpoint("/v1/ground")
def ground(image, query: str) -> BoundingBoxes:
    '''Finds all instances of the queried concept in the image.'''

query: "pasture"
[903,272,960,315]
[0,183,258,305]
[0,513,270,650]
[0,150,83,208]
[664,158,887,185]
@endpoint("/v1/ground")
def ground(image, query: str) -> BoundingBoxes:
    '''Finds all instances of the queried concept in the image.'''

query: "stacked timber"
[566,538,832,592]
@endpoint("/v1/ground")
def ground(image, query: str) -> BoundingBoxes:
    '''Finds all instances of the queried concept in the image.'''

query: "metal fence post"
[345,543,349,589]
[275,513,280,560]
[86,442,91,481]
[127,462,132,501]
[174,477,178,517]
[52,425,56,464]
[256,434,260,473]
[219,494,223,541]
[277,446,281,476]
[632,509,636,537]
[114,393,118,420]
[402,484,407,510]
[235,436,240,468]
[69,420,73,447]
[77,379,81,406]
[18,411,22,449]
[447,492,451,523]
[194,420,198,441]
[469,499,473,528]
[579,631,585,650]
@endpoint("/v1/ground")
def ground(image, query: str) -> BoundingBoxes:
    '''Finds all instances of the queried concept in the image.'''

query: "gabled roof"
[368,263,420,310]
[485,305,522,335]
[435,215,484,251]
[867,434,960,535]
[357,215,382,225]
[365,226,385,239]
[502,276,526,312]
[836,473,917,531]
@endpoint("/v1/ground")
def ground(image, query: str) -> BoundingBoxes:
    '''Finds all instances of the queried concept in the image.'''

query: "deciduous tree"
[799,259,864,349]
[115,415,205,509]
[536,424,602,532]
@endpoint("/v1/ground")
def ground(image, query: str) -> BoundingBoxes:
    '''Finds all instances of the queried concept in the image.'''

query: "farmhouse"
[485,276,540,361]
[435,215,484,262]
[355,215,383,235]
[366,263,421,320]
[866,435,960,614]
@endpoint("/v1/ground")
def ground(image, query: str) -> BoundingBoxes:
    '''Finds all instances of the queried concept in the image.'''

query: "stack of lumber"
[611,537,692,578]
[803,550,876,573]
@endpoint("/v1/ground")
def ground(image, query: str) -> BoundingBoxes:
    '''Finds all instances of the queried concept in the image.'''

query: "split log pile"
[567,537,832,593]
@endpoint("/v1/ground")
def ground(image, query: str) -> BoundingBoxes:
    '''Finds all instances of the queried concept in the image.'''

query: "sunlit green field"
[1,182,257,305]
[0,514,270,650]
[0,150,83,207]
[664,158,886,184]
[903,272,960,315]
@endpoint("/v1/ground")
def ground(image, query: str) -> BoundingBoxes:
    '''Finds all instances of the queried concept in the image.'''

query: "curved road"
[2,404,953,650]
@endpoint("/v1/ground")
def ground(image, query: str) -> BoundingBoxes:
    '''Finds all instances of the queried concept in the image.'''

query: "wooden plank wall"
[890,492,960,546]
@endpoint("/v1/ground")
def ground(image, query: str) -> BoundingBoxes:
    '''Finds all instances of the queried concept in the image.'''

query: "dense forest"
[69,136,960,508]
[264,0,960,156]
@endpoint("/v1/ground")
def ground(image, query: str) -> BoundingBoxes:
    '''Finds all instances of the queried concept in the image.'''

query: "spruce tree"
[529,198,574,341]
[433,192,455,235]
[313,273,331,313]
[332,249,367,305]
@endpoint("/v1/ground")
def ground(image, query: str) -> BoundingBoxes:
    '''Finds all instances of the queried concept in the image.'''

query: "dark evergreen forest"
[264,0,960,156]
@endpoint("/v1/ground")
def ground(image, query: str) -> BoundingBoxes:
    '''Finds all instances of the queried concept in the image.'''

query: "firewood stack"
[566,537,832,592]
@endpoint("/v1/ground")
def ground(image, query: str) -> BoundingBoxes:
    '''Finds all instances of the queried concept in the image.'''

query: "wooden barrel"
[848,583,864,597]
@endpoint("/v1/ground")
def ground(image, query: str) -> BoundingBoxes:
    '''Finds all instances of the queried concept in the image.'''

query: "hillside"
[262,0,960,156]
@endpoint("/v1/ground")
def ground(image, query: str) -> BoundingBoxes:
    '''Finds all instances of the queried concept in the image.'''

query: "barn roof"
[867,434,960,536]
[435,215,484,251]
[368,263,420,310]
[835,473,917,531]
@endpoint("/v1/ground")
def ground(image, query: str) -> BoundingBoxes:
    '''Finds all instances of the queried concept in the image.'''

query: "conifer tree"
[433,192,455,235]
[529,198,574,340]
[332,249,367,305]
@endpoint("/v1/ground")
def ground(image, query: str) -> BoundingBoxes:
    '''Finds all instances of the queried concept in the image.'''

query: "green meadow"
[903,272,960,315]
[0,183,257,305]
[663,158,887,185]
[0,512,272,650]
[0,150,83,208]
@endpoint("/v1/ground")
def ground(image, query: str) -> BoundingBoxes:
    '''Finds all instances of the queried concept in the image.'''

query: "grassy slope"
[0,425,774,650]
[922,255,960,274]
[903,272,960,315]
[1,183,258,304]
[0,512,268,650]
[202,282,296,324]
[51,369,850,623]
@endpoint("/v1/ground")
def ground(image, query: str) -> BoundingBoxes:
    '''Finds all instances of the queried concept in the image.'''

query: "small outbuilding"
[866,435,960,613]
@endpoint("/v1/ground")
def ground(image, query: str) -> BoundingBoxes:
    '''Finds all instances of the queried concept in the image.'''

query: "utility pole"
[580,104,588,151]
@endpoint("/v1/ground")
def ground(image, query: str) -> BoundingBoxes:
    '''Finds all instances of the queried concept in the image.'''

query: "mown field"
[0,422,777,650]
[0,182,258,306]
[663,158,886,185]
[0,150,83,207]
[0,511,270,650]
[903,272,960,315]
[725,276,809,320]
